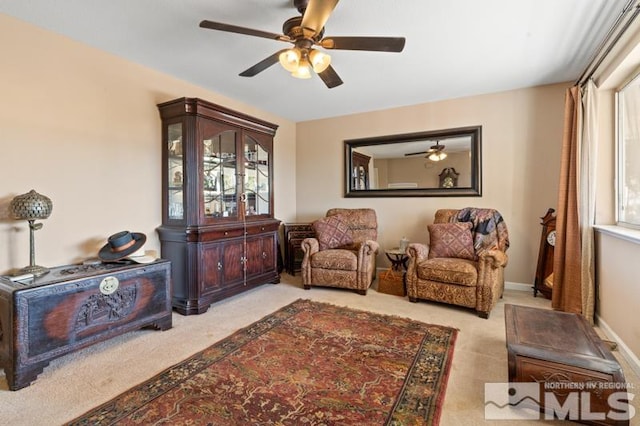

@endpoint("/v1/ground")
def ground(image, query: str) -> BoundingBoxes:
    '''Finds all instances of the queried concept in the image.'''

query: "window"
[616,72,640,229]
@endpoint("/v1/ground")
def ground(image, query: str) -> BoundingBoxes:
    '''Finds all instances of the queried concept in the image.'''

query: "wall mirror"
[345,126,482,197]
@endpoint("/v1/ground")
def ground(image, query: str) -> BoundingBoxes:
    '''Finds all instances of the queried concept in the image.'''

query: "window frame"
[616,69,640,230]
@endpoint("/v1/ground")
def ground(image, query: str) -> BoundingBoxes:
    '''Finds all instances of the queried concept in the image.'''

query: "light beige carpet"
[0,273,637,425]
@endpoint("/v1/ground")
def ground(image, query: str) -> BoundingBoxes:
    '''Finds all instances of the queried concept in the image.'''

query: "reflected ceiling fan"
[405,141,448,162]
[199,0,406,88]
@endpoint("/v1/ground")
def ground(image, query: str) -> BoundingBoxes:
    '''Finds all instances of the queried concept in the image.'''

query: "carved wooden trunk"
[0,260,172,390]
[505,304,629,425]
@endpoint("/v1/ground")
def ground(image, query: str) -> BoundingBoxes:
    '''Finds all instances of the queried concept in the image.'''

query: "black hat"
[98,231,147,261]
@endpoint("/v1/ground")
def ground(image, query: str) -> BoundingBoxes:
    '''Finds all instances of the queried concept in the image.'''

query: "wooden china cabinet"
[157,97,280,315]
[351,151,370,190]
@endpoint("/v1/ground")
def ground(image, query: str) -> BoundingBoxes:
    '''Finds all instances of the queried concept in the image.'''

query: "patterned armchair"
[406,208,509,318]
[301,208,379,295]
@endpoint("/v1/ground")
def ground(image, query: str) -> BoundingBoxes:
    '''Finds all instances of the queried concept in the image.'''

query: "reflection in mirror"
[345,126,482,197]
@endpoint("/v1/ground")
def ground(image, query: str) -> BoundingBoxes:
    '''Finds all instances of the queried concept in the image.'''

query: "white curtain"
[578,79,598,323]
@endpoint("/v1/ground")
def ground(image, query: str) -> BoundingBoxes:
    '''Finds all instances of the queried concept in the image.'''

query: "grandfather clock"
[534,208,556,299]
[439,167,459,188]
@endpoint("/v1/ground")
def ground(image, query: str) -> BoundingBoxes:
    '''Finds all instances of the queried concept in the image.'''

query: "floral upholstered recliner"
[406,208,509,318]
[301,208,379,295]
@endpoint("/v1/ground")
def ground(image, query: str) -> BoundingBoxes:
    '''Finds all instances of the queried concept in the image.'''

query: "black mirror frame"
[344,126,482,198]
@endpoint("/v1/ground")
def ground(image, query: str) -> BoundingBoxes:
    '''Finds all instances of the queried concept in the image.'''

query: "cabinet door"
[245,237,263,276]
[245,233,276,277]
[200,243,223,295]
[260,233,276,272]
[200,120,239,223]
[222,239,245,283]
[166,122,185,221]
[243,131,272,219]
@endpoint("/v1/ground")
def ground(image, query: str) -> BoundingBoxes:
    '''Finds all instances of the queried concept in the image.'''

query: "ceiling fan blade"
[317,65,343,89]
[199,20,290,42]
[301,0,339,36]
[404,151,429,157]
[321,36,406,52]
[239,50,287,77]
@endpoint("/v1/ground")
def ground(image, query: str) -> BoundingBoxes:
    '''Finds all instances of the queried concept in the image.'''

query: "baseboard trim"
[377,273,533,293]
[595,315,640,379]
[505,281,532,292]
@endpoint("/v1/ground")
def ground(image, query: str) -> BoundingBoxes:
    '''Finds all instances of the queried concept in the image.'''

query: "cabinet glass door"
[244,135,270,216]
[167,123,184,220]
[203,130,237,219]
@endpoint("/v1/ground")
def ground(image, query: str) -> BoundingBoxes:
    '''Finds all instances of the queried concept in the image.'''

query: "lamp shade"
[278,48,301,73]
[427,151,447,162]
[309,49,331,73]
[291,58,312,79]
[10,190,53,220]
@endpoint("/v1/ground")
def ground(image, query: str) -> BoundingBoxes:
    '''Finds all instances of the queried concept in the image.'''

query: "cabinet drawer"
[192,222,279,241]
[246,222,279,235]
[205,227,245,240]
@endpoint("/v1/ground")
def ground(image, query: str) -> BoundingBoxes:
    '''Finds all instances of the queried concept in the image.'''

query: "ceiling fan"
[199,0,406,88]
[405,141,448,161]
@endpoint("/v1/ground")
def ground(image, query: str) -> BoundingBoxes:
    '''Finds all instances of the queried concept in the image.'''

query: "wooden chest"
[0,260,172,390]
[505,304,629,425]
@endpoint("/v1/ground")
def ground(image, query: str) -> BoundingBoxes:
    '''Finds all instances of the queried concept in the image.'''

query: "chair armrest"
[476,249,508,317]
[301,237,319,256]
[358,239,379,257]
[406,243,429,262]
[300,238,319,286]
[405,243,429,295]
[478,250,508,269]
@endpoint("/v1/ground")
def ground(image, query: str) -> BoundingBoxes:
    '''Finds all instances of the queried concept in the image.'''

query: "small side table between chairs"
[378,248,409,296]
[385,247,409,271]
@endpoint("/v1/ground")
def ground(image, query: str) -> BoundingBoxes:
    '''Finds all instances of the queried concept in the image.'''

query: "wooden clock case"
[534,208,556,299]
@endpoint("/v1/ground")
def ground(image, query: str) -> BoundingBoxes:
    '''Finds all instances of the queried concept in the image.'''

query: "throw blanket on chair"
[453,208,510,255]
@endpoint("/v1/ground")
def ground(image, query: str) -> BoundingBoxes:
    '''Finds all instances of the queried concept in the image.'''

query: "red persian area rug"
[67,299,458,425]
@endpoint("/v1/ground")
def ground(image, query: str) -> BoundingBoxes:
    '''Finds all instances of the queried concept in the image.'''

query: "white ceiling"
[0,0,629,122]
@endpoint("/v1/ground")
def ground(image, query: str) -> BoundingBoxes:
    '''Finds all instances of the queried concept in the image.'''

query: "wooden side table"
[385,247,409,271]
[379,248,409,296]
[283,223,314,275]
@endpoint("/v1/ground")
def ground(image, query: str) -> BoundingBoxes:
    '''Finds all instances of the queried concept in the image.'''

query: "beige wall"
[296,83,568,285]
[0,15,297,274]
[595,231,640,359]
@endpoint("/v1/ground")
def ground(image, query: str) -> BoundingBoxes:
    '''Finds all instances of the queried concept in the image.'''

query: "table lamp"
[9,189,53,277]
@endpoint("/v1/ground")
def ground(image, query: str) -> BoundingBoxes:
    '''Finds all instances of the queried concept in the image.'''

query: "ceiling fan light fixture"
[291,57,312,79]
[278,48,301,73]
[199,1,405,89]
[428,151,447,162]
[309,49,331,73]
